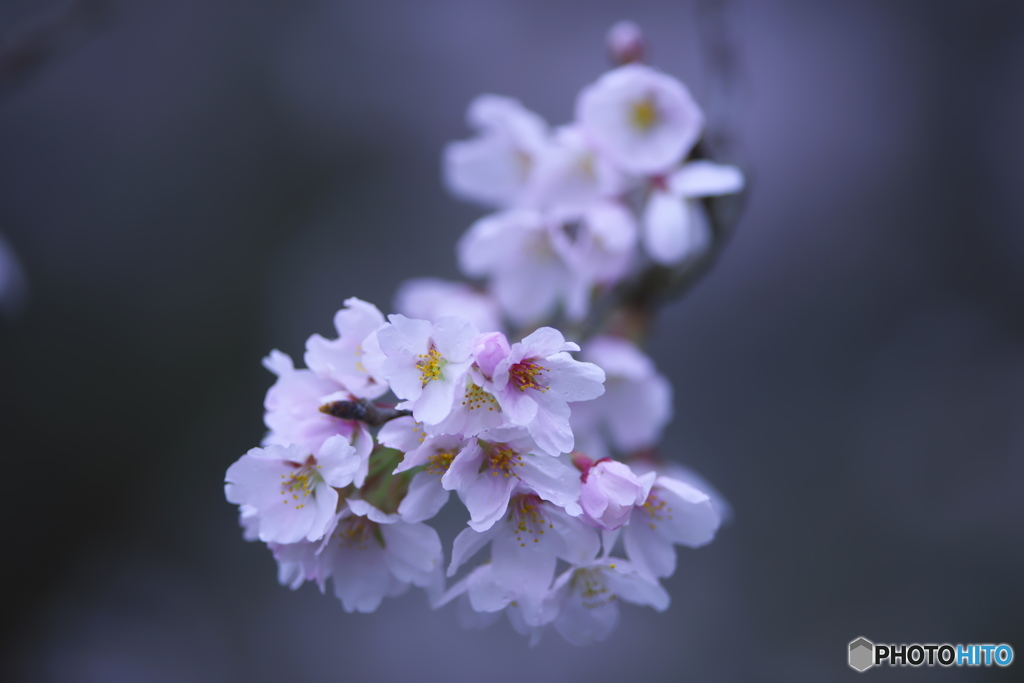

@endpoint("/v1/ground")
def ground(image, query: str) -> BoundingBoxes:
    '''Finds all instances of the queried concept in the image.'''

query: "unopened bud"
[607,21,646,66]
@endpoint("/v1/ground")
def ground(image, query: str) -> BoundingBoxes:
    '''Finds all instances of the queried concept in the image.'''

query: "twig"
[319,399,411,428]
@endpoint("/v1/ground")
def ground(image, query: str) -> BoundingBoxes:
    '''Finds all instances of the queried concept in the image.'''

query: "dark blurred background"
[1,1,1022,681]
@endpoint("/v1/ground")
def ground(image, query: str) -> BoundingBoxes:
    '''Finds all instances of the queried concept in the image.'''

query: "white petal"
[553,590,619,645]
[377,416,424,454]
[463,473,517,532]
[520,455,582,513]
[623,518,677,578]
[316,434,361,488]
[604,562,670,611]
[448,526,498,576]
[668,160,744,198]
[381,521,442,585]
[642,188,695,265]
[330,547,391,613]
[413,375,457,425]
[655,476,721,547]
[397,471,450,523]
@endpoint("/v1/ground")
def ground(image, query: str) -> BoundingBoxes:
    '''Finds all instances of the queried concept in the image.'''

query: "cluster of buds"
[225,22,742,645]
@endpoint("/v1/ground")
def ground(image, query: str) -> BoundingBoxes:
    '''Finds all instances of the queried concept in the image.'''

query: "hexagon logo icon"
[849,637,875,672]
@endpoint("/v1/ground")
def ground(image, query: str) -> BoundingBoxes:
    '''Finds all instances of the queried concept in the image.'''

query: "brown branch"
[319,399,411,428]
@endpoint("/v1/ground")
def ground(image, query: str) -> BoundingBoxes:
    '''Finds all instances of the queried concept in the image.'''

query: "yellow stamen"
[631,97,658,132]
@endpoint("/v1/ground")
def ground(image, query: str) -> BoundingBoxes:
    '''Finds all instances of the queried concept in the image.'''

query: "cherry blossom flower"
[430,333,508,437]
[0,232,28,317]
[527,126,630,219]
[317,500,444,613]
[457,210,570,327]
[303,297,389,400]
[224,438,363,544]
[576,63,704,175]
[622,474,721,579]
[480,328,606,456]
[443,95,550,208]
[442,427,583,531]
[377,314,478,425]
[547,557,669,645]
[448,494,600,623]
[439,564,553,647]
[606,20,646,65]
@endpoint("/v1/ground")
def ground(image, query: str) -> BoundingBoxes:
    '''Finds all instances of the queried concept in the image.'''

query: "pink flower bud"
[607,21,646,66]
[580,459,650,530]
[472,331,511,380]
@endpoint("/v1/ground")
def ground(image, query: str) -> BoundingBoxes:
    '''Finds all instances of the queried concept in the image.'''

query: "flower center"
[630,97,658,132]
[571,567,616,609]
[279,460,323,510]
[489,447,524,477]
[426,450,455,476]
[509,360,547,392]
[333,516,380,549]
[510,494,552,546]
[640,490,673,530]
[417,347,446,386]
[461,380,500,411]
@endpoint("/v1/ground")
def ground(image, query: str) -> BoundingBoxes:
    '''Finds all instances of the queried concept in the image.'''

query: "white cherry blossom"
[443,95,550,208]
[547,557,669,646]
[224,438,363,545]
[623,474,721,579]
[457,210,570,327]
[442,428,583,531]
[377,314,478,425]
[318,500,444,613]
[527,125,630,219]
[448,493,600,623]
[576,63,704,175]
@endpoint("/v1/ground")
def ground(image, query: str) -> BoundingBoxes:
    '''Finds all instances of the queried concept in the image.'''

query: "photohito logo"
[848,637,1014,672]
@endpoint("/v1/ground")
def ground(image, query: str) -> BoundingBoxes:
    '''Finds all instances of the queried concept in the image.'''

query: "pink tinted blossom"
[481,327,605,456]
[578,459,653,530]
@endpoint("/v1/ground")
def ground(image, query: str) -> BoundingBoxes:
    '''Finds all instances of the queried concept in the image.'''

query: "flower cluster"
[446,40,743,326]
[225,22,740,645]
